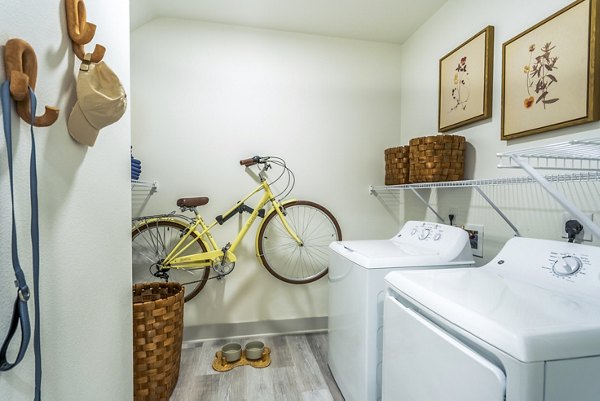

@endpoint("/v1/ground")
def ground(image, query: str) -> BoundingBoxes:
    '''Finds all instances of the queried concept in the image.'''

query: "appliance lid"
[385,266,600,362]
[328,220,474,269]
[329,240,471,269]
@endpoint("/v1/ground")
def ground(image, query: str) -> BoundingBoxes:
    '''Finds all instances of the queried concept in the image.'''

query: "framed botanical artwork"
[502,0,600,140]
[439,26,494,132]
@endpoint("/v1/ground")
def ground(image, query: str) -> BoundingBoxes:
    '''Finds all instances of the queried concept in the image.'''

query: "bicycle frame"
[161,179,303,269]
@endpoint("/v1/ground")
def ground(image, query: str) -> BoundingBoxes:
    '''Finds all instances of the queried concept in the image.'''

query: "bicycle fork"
[273,202,304,246]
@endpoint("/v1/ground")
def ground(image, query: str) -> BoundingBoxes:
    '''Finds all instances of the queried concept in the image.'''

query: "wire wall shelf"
[371,136,600,239]
[370,171,600,193]
[497,137,600,170]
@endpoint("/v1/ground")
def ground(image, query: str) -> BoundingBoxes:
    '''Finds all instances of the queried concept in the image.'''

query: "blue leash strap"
[28,86,42,401]
[0,80,31,371]
[0,80,42,401]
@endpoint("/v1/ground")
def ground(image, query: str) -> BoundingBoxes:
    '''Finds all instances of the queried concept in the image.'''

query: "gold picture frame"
[438,26,494,132]
[501,0,600,140]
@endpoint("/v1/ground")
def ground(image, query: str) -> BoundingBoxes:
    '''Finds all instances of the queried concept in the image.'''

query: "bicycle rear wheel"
[132,219,210,302]
[257,200,342,284]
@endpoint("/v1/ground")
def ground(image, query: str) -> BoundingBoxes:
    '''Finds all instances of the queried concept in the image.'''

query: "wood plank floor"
[171,333,344,401]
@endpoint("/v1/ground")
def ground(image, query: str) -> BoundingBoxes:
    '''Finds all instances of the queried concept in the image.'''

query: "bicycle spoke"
[136,225,160,255]
[304,244,330,258]
[132,242,160,263]
[302,207,318,238]
[261,243,298,253]
[267,219,290,238]
[157,222,170,254]
[303,210,327,239]
[304,233,337,242]
[285,247,301,273]
[303,244,328,261]
[300,248,322,270]
[304,215,328,242]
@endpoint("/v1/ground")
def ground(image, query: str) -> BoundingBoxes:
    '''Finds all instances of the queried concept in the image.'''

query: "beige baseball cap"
[67,55,127,147]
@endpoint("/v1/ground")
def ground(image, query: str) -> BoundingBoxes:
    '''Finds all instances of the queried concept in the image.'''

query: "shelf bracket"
[131,180,158,218]
[408,187,445,223]
[509,155,600,240]
[473,186,520,237]
[131,180,158,193]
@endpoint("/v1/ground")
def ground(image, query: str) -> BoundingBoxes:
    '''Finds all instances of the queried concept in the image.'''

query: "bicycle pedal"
[154,271,169,280]
[221,243,231,254]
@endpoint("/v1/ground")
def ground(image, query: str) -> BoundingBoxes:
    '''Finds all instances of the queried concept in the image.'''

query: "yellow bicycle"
[131,156,342,302]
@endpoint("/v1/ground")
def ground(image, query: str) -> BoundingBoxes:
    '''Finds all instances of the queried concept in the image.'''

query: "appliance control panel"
[548,252,589,277]
[489,237,600,296]
[395,221,467,245]
[391,221,473,264]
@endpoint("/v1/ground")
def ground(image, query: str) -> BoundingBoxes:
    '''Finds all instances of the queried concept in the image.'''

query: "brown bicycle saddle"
[176,197,209,207]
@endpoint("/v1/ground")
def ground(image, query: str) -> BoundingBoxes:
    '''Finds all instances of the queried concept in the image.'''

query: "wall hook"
[4,38,60,127]
[72,42,105,64]
[65,0,105,63]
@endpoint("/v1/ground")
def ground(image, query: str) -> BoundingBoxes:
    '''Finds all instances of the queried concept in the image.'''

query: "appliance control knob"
[410,228,417,235]
[418,229,431,240]
[433,233,441,241]
[552,255,582,276]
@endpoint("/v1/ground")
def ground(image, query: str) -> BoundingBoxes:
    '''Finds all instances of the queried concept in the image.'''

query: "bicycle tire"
[132,219,210,302]
[257,200,342,284]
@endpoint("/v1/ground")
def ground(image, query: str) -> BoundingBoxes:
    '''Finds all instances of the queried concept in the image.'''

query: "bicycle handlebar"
[240,156,263,166]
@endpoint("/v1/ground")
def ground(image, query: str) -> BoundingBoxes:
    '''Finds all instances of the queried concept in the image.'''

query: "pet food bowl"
[244,341,265,360]
[222,343,242,362]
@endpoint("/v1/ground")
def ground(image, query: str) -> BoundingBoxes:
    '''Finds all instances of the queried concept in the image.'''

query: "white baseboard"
[182,316,328,346]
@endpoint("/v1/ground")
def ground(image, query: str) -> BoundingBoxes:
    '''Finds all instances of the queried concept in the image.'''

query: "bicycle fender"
[131,217,210,249]
[254,198,297,257]
[131,216,186,232]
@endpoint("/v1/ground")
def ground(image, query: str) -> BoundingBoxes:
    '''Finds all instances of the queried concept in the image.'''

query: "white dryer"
[382,236,600,401]
[328,221,474,401]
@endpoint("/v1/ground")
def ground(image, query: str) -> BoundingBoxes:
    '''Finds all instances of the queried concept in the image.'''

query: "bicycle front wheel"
[132,219,210,302]
[257,200,342,284]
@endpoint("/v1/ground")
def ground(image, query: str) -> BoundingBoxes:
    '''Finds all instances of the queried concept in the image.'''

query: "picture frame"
[501,0,600,140]
[438,26,494,132]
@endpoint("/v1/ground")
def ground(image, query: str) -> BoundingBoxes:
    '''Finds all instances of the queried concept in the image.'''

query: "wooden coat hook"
[65,0,105,63]
[4,39,59,127]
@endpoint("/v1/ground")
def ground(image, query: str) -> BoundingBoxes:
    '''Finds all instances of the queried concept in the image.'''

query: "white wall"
[131,19,402,338]
[398,0,600,264]
[0,1,132,400]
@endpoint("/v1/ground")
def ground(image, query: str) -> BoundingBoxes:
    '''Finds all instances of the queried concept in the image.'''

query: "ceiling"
[130,0,447,44]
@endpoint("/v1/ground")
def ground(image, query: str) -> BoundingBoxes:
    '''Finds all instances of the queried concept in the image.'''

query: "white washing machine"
[328,221,474,401]
[382,236,600,401]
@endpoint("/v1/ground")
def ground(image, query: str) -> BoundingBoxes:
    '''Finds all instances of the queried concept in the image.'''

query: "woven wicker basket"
[384,146,410,185]
[133,282,184,401]
[409,135,465,183]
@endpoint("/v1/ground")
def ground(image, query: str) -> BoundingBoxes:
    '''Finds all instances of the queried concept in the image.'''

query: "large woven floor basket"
[133,282,184,401]
[409,135,465,183]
